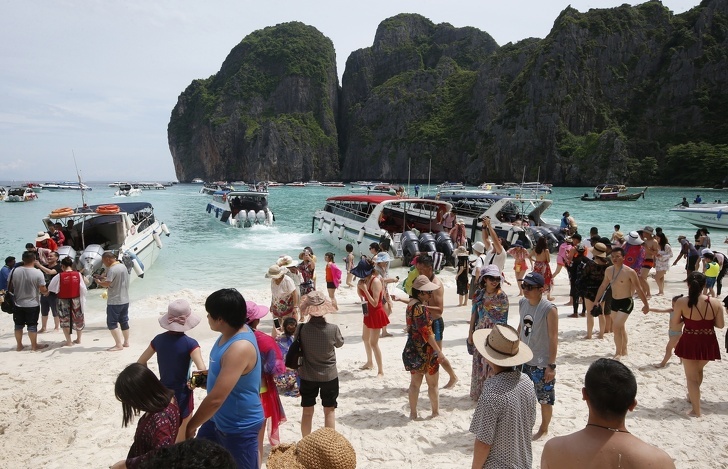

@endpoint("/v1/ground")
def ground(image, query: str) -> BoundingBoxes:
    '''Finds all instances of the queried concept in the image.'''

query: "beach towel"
[330,262,342,288]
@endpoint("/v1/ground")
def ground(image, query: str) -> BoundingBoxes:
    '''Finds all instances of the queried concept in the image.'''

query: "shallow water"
[0,182,723,320]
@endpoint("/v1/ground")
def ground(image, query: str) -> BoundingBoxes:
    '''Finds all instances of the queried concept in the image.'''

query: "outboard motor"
[435,232,455,266]
[418,233,437,253]
[79,244,105,277]
[56,246,77,266]
[400,231,420,266]
[256,210,266,224]
[247,210,256,223]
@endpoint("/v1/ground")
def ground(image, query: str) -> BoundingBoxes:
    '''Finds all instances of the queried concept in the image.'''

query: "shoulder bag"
[284,323,305,370]
[1,270,18,314]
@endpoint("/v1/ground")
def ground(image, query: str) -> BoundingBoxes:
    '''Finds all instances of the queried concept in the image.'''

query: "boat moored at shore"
[42,202,170,284]
[5,187,38,202]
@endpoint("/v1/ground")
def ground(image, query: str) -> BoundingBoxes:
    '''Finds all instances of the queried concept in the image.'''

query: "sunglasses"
[522,284,540,291]
[483,276,500,282]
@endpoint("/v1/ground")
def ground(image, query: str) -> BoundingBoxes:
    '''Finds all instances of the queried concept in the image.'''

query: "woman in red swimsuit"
[352,259,389,376]
[672,272,725,417]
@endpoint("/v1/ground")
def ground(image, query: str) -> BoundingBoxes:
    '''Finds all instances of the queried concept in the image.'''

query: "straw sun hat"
[267,428,356,469]
[265,264,287,279]
[473,324,533,367]
[300,291,337,317]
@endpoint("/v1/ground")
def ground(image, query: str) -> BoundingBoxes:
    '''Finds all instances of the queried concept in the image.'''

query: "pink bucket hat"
[159,299,201,332]
[245,301,270,323]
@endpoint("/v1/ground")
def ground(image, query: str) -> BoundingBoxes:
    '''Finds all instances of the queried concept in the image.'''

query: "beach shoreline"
[1,257,727,468]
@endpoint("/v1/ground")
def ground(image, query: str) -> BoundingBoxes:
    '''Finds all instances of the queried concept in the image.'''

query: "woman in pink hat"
[137,299,206,442]
[246,300,286,466]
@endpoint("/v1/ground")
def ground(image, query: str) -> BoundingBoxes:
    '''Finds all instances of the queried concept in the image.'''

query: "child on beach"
[112,363,180,469]
[649,295,684,368]
[345,244,355,287]
[137,299,206,442]
[703,251,719,296]
[324,252,341,310]
[274,317,301,397]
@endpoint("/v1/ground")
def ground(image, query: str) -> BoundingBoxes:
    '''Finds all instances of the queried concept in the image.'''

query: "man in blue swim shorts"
[517,272,559,440]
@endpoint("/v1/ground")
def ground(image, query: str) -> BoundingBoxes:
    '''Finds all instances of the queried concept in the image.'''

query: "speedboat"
[349,184,404,195]
[312,195,456,267]
[304,180,322,186]
[0,187,5,201]
[191,178,204,184]
[206,190,274,227]
[437,182,465,190]
[40,182,92,191]
[42,202,170,284]
[670,204,728,230]
[285,181,305,187]
[200,182,233,195]
[321,182,345,187]
[114,183,143,197]
[426,192,562,252]
[23,183,43,193]
[5,187,38,202]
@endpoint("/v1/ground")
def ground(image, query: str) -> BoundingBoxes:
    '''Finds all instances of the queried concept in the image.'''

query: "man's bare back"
[541,429,675,469]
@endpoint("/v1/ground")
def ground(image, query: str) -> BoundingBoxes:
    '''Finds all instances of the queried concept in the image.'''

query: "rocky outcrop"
[168,22,340,183]
[169,1,728,186]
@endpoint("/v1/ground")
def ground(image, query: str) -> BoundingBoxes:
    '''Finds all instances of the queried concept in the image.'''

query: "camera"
[189,370,208,389]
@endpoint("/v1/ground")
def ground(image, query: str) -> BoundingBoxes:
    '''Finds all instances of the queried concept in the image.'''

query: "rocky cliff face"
[169,1,728,185]
[168,22,340,183]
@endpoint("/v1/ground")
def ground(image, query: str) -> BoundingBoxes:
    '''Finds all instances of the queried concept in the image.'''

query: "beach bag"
[285,324,305,370]
[0,290,17,314]
[1,271,17,314]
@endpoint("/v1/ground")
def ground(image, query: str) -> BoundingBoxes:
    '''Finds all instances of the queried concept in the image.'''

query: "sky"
[0,0,700,182]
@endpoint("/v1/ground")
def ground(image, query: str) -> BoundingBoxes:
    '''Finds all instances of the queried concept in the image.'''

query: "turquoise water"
[1,183,724,308]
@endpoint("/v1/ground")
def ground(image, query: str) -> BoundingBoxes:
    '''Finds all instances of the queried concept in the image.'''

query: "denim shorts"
[106,303,129,330]
[197,419,263,469]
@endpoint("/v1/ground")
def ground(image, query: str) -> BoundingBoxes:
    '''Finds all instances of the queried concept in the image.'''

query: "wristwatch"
[548,363,556,370]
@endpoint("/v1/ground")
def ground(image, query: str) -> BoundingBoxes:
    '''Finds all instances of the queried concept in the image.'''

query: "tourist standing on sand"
[36,250,61,333]
[639,226,660,298]
[577,243,609,339]
[403,275,445,419]
[541,358,675,469]
[674,236,700,273]
[507,240,530,296]
[470,324,536,468]
[97,251,131,352]
[454,246,470,306]
[297,247,316,296]
[672,272,724,417]
[655,232,673,296]
[530,237,554,301]
[415,254,459,388]
[594,247,649,360]
[47,256,87,346]
[137,299,205,443]
[11,251,48,351]
[266,264,300,328]
[467,265,508,400]
[353,259,388,376]
[186,289,264,469]
[298,291,344,436]
[517,272,558,440]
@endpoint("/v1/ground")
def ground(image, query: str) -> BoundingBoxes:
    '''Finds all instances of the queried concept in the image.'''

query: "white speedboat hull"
[670,205,728,229]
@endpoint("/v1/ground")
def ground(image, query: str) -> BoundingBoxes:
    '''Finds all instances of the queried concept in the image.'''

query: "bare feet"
[443,376,458,389]
[38,328,47,334]
[532,428,548,440]
[381,332,393,338]
[15,344,25,352]
[31,344,49,351]
[613,354,622,361]
[654,362,667,368]
[359,363,373,370]
[107,345,124,352]
[376,372,384,378]
[73,339,81,344]
[567,313,579,318]
[61,341,73,347]
[123,342,130,348]
[687,410,701,418]
[428,412,440,419]
[409,413,421,420]
[585,335,592,340]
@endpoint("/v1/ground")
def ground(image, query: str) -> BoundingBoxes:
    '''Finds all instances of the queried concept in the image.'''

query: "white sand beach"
[1,258,727,468]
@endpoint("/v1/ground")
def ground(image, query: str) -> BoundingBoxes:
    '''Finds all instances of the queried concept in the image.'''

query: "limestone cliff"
[168,22,339,183]
[169,1,728,186]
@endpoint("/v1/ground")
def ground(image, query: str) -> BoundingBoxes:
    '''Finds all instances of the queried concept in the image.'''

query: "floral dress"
[470,289,509,400]
[402,300,438,375]
[507,247,529,273]
[656,244,673,272]
[274,334,300,397]
[298,261,315,296]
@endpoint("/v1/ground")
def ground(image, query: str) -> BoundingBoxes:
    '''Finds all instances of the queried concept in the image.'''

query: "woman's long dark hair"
[687,272,706,308]
[657,232,668,250]
[534,237,548,254]
[115,363,174,427]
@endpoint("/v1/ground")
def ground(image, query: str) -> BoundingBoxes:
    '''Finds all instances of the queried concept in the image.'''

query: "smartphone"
[273,318,281,329]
